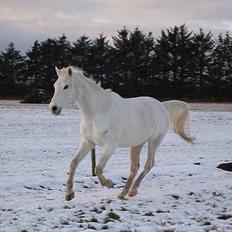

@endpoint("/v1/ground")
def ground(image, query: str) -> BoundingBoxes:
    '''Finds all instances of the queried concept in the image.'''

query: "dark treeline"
[0,25,232,103]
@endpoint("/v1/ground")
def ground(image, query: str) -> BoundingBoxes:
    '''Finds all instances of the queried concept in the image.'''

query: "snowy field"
[1,101,232,232]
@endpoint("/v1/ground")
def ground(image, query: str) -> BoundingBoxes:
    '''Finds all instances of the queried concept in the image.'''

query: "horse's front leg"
[95,144,116,188]
[65,140,94,201]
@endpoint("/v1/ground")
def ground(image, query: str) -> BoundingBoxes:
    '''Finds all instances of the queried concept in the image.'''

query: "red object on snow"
[217,162,232,172]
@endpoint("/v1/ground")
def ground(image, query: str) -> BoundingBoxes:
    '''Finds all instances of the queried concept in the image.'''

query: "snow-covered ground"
[0,102,232,232]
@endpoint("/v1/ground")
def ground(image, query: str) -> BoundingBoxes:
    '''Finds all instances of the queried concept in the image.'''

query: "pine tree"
[111,27,155,96]
[153,30,171,98]
[110,27,130,94]
[72,35,92,71]
[26,40,43,88]
[209,35,225,99]
[25,35,72,102]
[154,25,194,98]
[127,28,154,96]
[191,29,214,99]
[89,34,111,86]
[0,53,3,85]
[0,43,26,97]
[56,34,72,68]
[210,33,232,99]
[221,33,232,99]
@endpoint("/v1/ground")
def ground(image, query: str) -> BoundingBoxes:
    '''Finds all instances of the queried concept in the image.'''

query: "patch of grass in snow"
[162,229,175,232]
[101,199,113,204]
[213,204,219,208]
[37,217,45,222]
[90,207,102,213]
[171,194,180,200]
[212,191,223,197]
[156,209,170,213]
[102,225,108,230]
[89,217,98,222]
[100,205,106,210]
[87,224,96,230]
[119,207,128,211]
[203,225,217,232]
[47,207,54,212]
[187,191,195,196]
[63,205,71,209]
[121,177,127,181]
[144,211,154,216]
[195,199,204,203]
[1,208,13,212]
[217,213,232,220]
[172,204,178,209]
[200,220,211,226]
[76,209,85,215]
[77,218,84,223]
[60,219,69,225]
[104,211,120,223]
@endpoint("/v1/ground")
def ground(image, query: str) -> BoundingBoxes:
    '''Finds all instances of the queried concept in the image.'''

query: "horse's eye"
[63,85,69,90]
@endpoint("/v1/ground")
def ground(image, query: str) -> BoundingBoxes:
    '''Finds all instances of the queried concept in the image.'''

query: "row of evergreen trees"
[0,25,232,102]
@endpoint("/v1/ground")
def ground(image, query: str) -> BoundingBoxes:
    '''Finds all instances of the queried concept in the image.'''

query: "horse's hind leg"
[118,144,143,199]
[128,135,164,197]
[65,140,94,201]
[95,144,116,188]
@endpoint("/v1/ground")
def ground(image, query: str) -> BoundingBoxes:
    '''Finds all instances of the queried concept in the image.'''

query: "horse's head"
[49,66,76,115]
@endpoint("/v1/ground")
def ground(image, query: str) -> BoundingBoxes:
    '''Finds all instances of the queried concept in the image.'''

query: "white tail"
[163,100,195,144]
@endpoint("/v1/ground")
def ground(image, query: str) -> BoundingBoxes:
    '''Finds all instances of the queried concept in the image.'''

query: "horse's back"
[122,96,168,122]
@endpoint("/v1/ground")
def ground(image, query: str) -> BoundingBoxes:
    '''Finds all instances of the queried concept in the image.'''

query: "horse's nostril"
[52,106,57,112]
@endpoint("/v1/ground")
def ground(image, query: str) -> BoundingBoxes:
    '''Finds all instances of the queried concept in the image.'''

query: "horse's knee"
[144,162,154,171]
[95,166,102,176]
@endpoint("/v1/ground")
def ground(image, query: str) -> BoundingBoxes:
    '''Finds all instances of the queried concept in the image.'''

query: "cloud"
[0,0,232,51]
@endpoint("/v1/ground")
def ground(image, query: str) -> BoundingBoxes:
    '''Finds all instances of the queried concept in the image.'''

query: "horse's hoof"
[117,192,126,199]
[128,189,138,197]
[65,192,75,201]
[106,179,114,188]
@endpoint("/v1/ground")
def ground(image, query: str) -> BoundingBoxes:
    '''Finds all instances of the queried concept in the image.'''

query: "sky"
[0,0,232,52]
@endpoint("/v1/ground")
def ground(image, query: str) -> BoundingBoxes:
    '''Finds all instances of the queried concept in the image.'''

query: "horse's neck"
[75,78,111,119]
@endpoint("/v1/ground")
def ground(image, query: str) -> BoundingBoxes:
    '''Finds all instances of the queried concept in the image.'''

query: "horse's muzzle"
[49,105,62,115]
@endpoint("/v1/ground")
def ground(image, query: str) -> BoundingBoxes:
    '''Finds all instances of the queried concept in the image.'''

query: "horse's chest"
[81,115,109,146]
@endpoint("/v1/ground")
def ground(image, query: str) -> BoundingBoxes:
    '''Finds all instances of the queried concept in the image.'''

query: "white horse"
[49,66,194,201]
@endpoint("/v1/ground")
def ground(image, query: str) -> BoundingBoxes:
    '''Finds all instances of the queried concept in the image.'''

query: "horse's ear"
[55,66,60,75]
[68,67,72,76]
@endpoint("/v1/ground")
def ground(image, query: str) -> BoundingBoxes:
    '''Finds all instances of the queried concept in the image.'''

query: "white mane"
[70,66,103,90]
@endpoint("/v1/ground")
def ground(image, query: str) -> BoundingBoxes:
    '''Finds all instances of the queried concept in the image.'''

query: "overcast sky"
[1,0,232,52]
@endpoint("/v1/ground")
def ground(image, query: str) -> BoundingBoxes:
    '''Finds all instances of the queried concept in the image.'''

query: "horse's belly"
[118,137,149,147]
[118,124,153,147]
